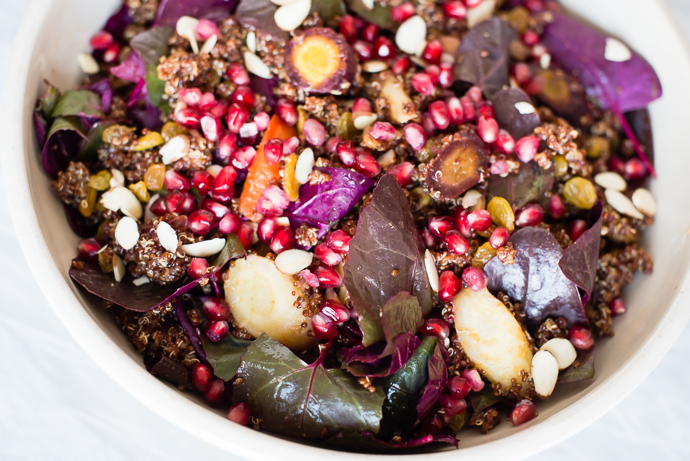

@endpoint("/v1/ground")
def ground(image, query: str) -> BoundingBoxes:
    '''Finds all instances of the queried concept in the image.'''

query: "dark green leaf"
[131,26,174,66]
[311,0,346,23]
[344,175,433,346]
[416,341,447,419]
[558,346,595,383]
[51,90,105,119]
[345,0,396,30]
[234,334,385,438]
[79,120,116,161]
[145,65,167,109]
[381,292,423,349]
[486,162,555,210]
[467,387,502,413]
[37,80,61,119]
[202,334,252,381]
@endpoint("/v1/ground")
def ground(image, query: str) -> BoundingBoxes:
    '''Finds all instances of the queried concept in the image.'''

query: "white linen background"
[1,1,689,459]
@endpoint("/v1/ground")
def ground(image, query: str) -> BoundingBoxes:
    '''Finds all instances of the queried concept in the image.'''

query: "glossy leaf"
[416,341,448,420]
[484,227,588,326]
[486,162,555,210]
[79,120,116,162]
[131,26,174,66]
[341,332,420,378]
[154,0,240,27]
[286,167,374,241]
[467,387,502,412]
[541,13,662,174]
[51,90,105,119]
[236,0,289,41]
[233,334,385,438]
[343,175,433,346]
[344,0,396,30]
[491,88,541,140]
[454,18,519,98]
[41,117,88,177]
[557,346,595,383]
[145,353,189,386]
[311,0,346,24]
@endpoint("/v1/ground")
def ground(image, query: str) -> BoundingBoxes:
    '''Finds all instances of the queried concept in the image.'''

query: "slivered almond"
[115,216,140,250]
[77,53,100,75]
[295,148,315,184]
[113,254,126,282]
[632,188,656,217]
[353,112,378,130]
[396,16,427,56]
[540,338,577,370]
[531,350,559,399]
[605,189,644,220]
[100,186,143,219]
[160,135,190,165]
[181,238,226,257]
[176,16,200,53]
[157,221,179,253]
[199,34,217,54]
[425,250,439,292]
[275,249,313,275]
[244,51,272,79]
[594,171,627,191]
[274,0,311,32]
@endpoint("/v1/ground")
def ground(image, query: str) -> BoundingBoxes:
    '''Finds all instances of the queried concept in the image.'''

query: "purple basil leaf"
[329,431,458,450]
[486,162,555,210]
[342,332,419,378]
[454,18,519,98]
[249,75,279,108]
[64,204,99,238]
[491,88,541,139]
[69,235,245,312]
[155,0,239,27]
[85,79,113,113]
[236,0,289,41]
[559,202,604,305]
[129,103,164,131]
[233,334,385,438]
[173,296,207,362]
[111,51,146,83]
[128,79,148,108]
[625,108,655,167]
[41,117,88,177]
[286,167,374,242]
[33,111,47,148]
[131,26,174,66]
[344,175,433,346]
[541,13,662,174]
[484,227,588,326]
[557,346,595,383]
[145,353,190,386]
[416,341,448,420]
[104,2,133,41]
[51,90,105,119]
[529,67,592,127]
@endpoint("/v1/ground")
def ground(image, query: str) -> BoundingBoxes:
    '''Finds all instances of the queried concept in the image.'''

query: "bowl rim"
[3,0,690,459]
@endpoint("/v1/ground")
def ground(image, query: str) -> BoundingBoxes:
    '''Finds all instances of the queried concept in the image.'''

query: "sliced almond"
[77,53,100,75]
[424,249,439,292]
[199,34,217,54]
[361,0,374,10]
[605,189,644,220]
[176,16,200,53]
[115,216,140,250]
[100,186,143,219]
[396,16,427,56]
[160,135,190,165]
[240,122,258,138]
[514,101,536,115]
[531,349,559,399]
[113,254,126,282]
[594,171,627,191]
[244,51,272,79]
[362,60,389,73]
[353,112,378,130]
[540,53,551,70]
[274,249,313,275]
[157,221,179,253]
[605,37,632,62]
[181,238,226,257]
[467,0,496,28]
[632,188,656,217]
[274,0,312,32]
[206,164,223,177]
[144,193,160,223]
[275,216,291,227]
[540,338,577,370]
[132,276,151,286]
[295,148,315,184]
[109,168,125,187]
[246,31,257,53]
[377,150,396,168]
[462,189,483,208]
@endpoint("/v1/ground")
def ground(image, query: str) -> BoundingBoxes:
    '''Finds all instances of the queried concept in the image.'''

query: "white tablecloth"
[1,2,689,459]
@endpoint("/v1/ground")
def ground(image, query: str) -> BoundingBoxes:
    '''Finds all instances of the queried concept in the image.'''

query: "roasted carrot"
[239,115,297,221]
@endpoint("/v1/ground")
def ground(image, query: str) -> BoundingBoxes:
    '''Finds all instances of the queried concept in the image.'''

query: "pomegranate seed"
[315,243,343,266]
[188,210,215,235]
[425,65,441,85]
[210,166,238,202]
[388,162,415,188]
[231,146,257,170]
[151,196,168,216]
[191,171,214,196]
[421,228,437,249]
[311,312,339,339]
[460,96,476,121]
[548,194,566,219]
[438,271,461,302]
[391,55,411,75]
[369,122,397,141]
[466,86,482,103]
[391,2,415,22]
[462,266,488,291]
[191,363,213,392]
[495,130,516,154]
[608,156,626,176]
[217,133,238,164]
[422,413,445,436]
[422,113,437,137]
[522,30,540,47]
[515,204,544,227]
[531,43,548,59]
[236,222,255,249]
[362,23,378,43]
[462,368,485,391]
[454,208,472,238]
[476,101,493,118]
[443,1,467,19]
[202,297,231,321]
[90,31,114,50]
[352,97,372,114]
[199,92,218,110]
[197,114,221,142]
[239,122,258,145]
[270,226,295,254]
[510,399,537,426]
[196,18,220,40]
[353,40,375,61]
[77,238,102,261]
[180,192,197,213]
[256,196,281,216]
[326,230,351,253]
[188,258,209,279]
[513,62,533,85]
[303,119,326,146]
[421,318,449,339]
[340,14,363,43]
[489,226,510,249]
[227,402,252,426]
[428,216,454,236]
[179,88,202,106]
[441,395,468,416]
[439,63,454,89]
[624,158,647,181]
[264,138,284,165]
[568,219,587,241]
[164,170,190,192]
[411,72,435,96]
[611,297,627,316]
[477,116,498,144]
[313,265,343,289]
[254,217,276,243]
[374,36,395,59]
[203,379,225,408]
[443,230,470,254]
[354,153,382,178]
[402,123,427,152]
[176,107,202,129]
[230,85,255,109]
[283,136,299,155]
[422,40,443,64]
[253,112,270,132]
[525,0,544,12]
[569,325,594,350]
[227,63,250,85]
[515,135,540,163]
[219,212,240,234]
[301,269,320,288]
[448,376,472,398]
[334,140,356,166]
[103,43,121,63]
[491,159,509,176]
[205,320,229,342]
[321,299,350,323]
[325,135,342,154]
[226,103,249,133]
[263,186,290,211]
[428,101,450,130]
[467,209,491,231]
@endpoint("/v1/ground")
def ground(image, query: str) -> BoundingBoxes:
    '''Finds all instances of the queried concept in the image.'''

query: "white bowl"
[3,0,690,459]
